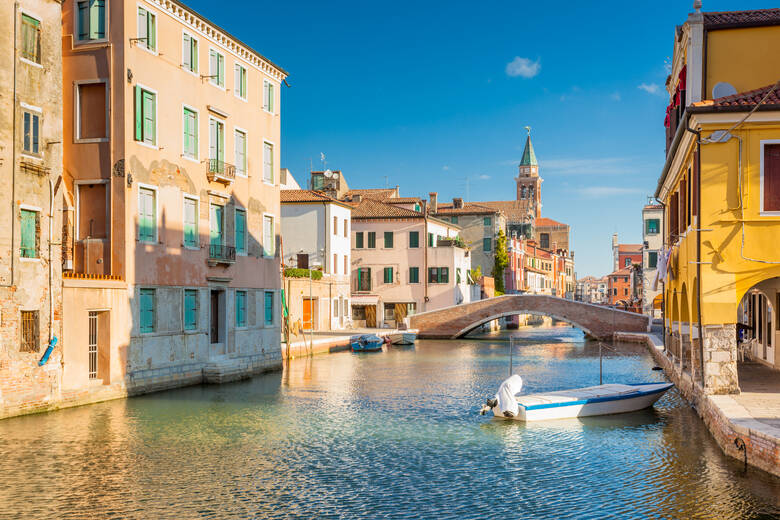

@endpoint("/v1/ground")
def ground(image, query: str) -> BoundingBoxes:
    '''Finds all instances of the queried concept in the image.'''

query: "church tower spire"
[516,126,542,218]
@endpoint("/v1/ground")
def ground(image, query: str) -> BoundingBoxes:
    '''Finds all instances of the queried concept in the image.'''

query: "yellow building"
[656,6,780,394]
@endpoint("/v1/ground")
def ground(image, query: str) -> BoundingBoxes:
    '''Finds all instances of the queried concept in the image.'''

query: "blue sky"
[188,0,771,277]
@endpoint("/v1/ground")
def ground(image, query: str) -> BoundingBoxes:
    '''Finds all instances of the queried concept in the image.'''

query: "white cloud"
[638,83,662,95]
[610,91,621,101]
[505,57,541,78]
[477,174,491,180]
[499,156,646,176]
[579,186,643,198]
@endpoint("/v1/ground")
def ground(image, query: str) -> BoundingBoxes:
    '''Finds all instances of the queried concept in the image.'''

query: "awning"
[653,294,663,309]
[351,295,379,306]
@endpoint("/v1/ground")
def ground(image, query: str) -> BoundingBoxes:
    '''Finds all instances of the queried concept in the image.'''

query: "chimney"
[612,233,618,248]
[429,192,438,213]
[452,197,464,209]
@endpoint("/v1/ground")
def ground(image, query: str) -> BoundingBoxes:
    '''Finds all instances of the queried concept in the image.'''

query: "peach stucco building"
[59,0,287,404]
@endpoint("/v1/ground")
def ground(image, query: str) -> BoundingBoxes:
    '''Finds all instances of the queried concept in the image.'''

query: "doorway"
[303,297,315,330]
[739,289,776,365]
[87,310,110,384]
[210,289,225,344]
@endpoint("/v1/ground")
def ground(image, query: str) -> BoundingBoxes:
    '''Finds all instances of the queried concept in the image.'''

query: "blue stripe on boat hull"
[520,383,673,411]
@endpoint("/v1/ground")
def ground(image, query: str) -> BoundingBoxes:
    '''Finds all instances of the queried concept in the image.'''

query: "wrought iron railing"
[207,159,236,180]
[209,244,236,262]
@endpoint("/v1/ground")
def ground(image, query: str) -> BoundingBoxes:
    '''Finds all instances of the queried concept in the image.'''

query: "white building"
[642,204,664,318]
[281,190,352,330]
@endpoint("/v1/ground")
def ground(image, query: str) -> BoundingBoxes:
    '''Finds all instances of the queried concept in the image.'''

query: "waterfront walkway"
[284,328,411,358]
[616,332,780,477]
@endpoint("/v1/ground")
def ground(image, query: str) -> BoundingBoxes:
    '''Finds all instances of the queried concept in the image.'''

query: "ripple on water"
[0,327,778,519]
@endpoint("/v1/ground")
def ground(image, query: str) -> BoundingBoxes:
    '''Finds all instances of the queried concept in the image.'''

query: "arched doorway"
[738,280,778,367]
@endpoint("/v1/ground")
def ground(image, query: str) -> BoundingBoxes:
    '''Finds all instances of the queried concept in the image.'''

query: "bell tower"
[515,126,542,219]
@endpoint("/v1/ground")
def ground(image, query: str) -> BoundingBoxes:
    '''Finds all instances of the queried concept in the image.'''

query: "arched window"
[520,186,527,199]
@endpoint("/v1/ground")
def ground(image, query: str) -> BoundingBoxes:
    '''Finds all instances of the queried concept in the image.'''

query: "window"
[333,253,338,274]
[209,49,225,87]
[137,7,156,52]
[22,110,40,156]
[344,255,348,275]
[333,216,338,235]
[235,208,246,254]
[409,231,419,248]
[77,0,105,42]
[20,310,39,352]
[451,216,458,224]
[344,219,348,237]
[334,300,339,318]
[624,288,628,296]
[20,209,38,259]
[762,142,780,212]
[264,291,274,325]
[21,14,41,64]
[235,290,247,327]
[134,87,156,145]
[138,187,156,243]
[210,203,224,247]
[483,238,491,252]
[367,232,376,249]
[182,32,198,73]
[483,217,492,226]
[624,258,631,267]
[263,80,275,112]
[77,82,107,141]
[384,231,393,248]
[355,231,364,249]
[184,197,198,248]
[263,142,274,183]
[234,129,247,175]
[409,267,419,284]
[139,288,156,333]
[263,215,274,257]
[234,64,247,100]
[184,289,198,330]
[648,251,658,269]
[383,267,393,284]
[182,107,198,158]
[645,219,660,235]
[209,118,225,167]
[539,233,550,249]
[428,233,434,247]
[357,267,371,291]
[428,267,449,284]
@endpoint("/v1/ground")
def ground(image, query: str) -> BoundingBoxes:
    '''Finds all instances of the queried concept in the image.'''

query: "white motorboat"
[388,332,416,345]
[480,375,673,422]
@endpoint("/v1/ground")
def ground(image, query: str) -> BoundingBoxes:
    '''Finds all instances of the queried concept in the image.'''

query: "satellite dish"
[324,169,333,178]
[712,82,737,99]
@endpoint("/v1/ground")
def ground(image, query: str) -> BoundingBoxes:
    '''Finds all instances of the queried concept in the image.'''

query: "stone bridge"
[409,295,650,340]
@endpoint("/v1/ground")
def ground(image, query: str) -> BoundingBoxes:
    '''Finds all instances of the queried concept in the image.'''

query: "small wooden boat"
[387,332,416,345]
[351,334,384,352]
[480,375,673,421]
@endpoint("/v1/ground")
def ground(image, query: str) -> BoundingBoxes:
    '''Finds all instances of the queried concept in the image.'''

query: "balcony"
[208,244,235,266]
[207,159,236,185]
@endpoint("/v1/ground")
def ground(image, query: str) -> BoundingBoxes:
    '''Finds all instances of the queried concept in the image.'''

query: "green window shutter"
[20,209,37,258]
[148,12,156,51]
[457,268,462,284]
[134,86,143,141]
[90,0,105,39]
[182,34,191,70]
[139,288,156,333]
[409,267,419,284]
[184,289,197,330]
[428,233,434,247]
[409,231,418,248]
[269,83,274,112]
[384,231,393,248]
[484,217,491,226]
[236,291,246,327]
[649,251,658,269]
[142,90,155,144]
[355,232,363,249]
[264,291,273,324]
[483,238,491,252]
[441,267,449,284]
[384,267,393,284]
[138,188,155,242]
[217,122,224,162]
[184,197,197,247]
[367,232,375,248]
[191,38,198,73]
[78,1,89,40]
[210,204,223,246]
[235,209,246,253]
[218,54,224,87]
[137,8,147,46]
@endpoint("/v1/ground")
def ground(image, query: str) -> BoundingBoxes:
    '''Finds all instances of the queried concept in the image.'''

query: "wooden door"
[210,290,219,343]
[303,298,313,330]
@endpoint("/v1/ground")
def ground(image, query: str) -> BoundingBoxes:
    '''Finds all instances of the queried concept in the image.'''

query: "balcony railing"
[207,159,236,184]
[208,244,235,264]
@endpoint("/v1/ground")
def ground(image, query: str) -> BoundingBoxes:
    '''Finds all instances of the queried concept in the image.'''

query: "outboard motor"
[480,374,523,418]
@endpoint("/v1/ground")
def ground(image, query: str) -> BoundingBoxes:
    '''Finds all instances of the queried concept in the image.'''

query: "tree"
[492,229,508,293]
[468,265,482,284]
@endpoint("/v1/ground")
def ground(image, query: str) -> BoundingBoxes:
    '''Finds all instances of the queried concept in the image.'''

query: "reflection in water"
[0,326,778,519]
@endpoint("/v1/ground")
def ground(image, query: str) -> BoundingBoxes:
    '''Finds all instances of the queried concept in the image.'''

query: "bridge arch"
[409,295,650,340]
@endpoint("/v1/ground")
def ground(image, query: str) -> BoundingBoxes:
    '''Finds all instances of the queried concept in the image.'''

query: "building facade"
[59,0,286,403]
[280,189,352,331]
[0,0,65,419]
[576,276,609,304]
[642,204,663,318]
[350,199,472,327]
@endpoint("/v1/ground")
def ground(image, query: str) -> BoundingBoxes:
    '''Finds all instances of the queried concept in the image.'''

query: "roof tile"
[703,8,780,29]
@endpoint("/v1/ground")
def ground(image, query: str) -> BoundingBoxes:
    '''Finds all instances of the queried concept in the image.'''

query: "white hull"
[388,332,416,345]
[491,382,673,422]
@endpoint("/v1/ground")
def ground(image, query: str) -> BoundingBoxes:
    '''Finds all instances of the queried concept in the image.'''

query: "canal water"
[1,325,779,519]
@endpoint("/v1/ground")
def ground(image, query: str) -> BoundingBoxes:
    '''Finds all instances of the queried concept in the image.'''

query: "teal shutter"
[269,83,274,112]
[210,204,223,246]
[147,12,156,51]
[264,291,273,324]
[138,188,155,242]
[384,267,393,284]
[384,232,393,248]
[20,209,36,258]
[355,232,363,249]
[442,267,449,284]
[78,2,89,39]
[409,267,419,284]
[90,0,105,39]
[184,197,197,247]
[409,231,418,248]
[367,232,375,248]
[235,209,246,253]
[134,87,143,141]
[191,38,198,73]
[142,90,155,144]
[139,288,155,333]
[236,291,246,327]
[218,54,224,87]
[184,289,197,330]
[217,122,224,162]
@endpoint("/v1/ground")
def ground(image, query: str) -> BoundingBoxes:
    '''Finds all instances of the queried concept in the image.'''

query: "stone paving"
[735,362,780,430]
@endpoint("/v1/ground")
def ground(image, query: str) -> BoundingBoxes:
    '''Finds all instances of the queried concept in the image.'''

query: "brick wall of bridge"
[409,295,650,339]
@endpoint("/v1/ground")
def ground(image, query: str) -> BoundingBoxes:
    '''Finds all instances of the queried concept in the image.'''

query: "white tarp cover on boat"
[516,384,639,408]
[496,375,523,417]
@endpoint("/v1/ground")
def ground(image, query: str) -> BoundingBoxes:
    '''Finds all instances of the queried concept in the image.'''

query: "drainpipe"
[4,2,20,289]
[686,123,706,386]
[422,201,429,311]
